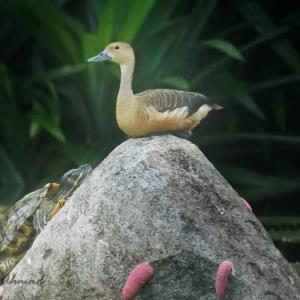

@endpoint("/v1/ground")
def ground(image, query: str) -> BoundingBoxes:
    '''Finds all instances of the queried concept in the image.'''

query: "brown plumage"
[88,42,222,137]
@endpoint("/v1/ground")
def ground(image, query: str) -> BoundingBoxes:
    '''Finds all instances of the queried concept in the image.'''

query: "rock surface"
[2,135,300,299]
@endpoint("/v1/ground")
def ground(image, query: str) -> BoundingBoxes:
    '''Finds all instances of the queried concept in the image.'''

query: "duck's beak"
[87,50,111,62]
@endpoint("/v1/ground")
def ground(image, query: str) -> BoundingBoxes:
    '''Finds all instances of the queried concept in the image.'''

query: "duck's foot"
[150,131,192,140]
[124,131,192,140]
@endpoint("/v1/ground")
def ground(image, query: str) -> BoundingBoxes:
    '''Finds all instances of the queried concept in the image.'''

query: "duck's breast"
[116,98,149,137]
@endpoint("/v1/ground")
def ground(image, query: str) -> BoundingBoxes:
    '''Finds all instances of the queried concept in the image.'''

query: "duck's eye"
[114,45,120,50]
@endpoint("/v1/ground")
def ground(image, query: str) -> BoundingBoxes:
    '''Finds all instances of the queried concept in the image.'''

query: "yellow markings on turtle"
[19,220,36,238]
[47,171,85,220]
[0,253,24,281]
[2,234,31,255]
[1,219,36,256]
[48,197,67,220]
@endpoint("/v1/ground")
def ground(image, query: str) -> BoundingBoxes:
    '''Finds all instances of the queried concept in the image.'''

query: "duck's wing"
[136,89,210,116]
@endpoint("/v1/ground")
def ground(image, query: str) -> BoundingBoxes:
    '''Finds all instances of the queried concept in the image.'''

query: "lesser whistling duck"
[88,42,222,138]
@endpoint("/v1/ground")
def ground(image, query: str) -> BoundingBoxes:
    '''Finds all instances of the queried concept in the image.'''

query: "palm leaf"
[238,0,300,72]
[215,71,265,120]
[203,38,244,61]
[260,216,300,228]
[269,229,300,243]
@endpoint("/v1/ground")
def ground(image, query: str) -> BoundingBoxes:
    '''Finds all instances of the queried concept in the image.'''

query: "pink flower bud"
[122,262,154,300]
[242,198,252,211]
[215,260,233,297]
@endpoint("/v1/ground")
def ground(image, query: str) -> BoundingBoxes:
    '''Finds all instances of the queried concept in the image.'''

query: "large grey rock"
[2,135,300,299]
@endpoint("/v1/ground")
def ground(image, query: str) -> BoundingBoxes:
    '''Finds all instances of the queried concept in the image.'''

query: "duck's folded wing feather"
[136,89,209,116]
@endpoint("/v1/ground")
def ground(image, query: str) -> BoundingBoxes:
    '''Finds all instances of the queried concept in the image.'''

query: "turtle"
[33,164,92,232]
[0,183,58,281]
[0,164,92,282]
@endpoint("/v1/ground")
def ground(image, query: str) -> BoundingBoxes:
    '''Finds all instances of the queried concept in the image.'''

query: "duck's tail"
[211,103,223,110]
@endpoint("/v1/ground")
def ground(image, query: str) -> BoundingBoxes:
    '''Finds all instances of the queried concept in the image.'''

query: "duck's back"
[136,89,210,116]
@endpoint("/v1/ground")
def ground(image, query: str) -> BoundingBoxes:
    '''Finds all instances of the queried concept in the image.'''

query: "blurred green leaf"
[269,229,300,243]
[203,38,244,61]
[238,0,300,72]
[29,102,66,143]
[29,121,41,138]
[192,25,290,84]
[183,0,218,47]
[29,65,86,83]
[250,74,300,92]
[97,0,115,48]
[260,216,300,228]
[119,0,157,42]
[218,165,300,200]
[3,0,81,63]
[291,262,300,277]
[271,95,286,131]
[82,0,115,57]
[31,114,66,143]
[196,133,300,147]
[0,147,24,202]
[215,71,266,120]
[0,63,12,97]
[159,76,190,90]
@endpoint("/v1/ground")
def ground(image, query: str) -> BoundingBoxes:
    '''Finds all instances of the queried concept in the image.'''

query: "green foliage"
[292,262,300,277]
[269,229,300,243]
[0,0,299,269]
[203,38,245,62]
[260,216,300,228]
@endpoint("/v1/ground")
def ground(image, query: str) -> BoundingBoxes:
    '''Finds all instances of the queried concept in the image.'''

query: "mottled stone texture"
[2,136,300,299]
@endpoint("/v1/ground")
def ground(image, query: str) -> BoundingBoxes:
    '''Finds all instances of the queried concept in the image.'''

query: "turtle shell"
[0,183,58,248]
[0,164,92,282]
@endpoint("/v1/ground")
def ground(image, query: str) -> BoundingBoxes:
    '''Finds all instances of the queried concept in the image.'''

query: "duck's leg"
[150,131,192,140]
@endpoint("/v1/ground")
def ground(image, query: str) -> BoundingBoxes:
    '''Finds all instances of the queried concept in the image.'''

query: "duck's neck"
[118,60,135,100]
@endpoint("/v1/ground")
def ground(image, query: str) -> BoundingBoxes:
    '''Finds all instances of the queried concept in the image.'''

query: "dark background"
[0,0,299,275]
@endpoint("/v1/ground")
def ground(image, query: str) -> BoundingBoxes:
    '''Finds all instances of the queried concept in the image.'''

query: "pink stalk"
[215,260,233,298]
[122,262,154,300]
[0,286,4,298]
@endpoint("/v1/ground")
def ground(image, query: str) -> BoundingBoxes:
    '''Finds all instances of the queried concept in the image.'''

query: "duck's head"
[87,42,134,65]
